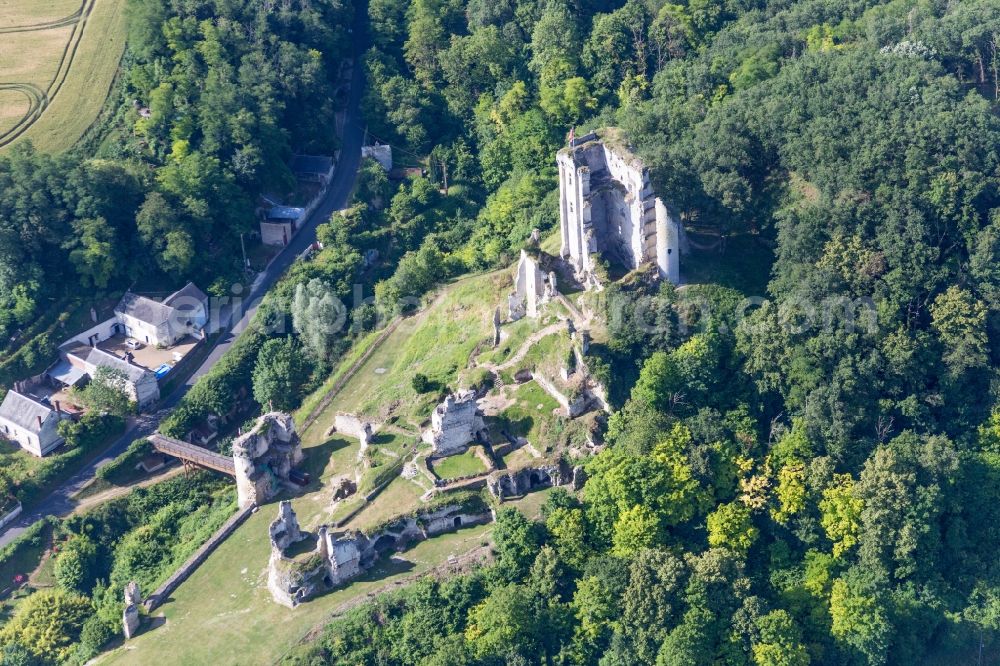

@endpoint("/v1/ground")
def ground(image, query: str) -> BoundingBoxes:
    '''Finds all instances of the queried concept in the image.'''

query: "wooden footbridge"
[148,433,235,476]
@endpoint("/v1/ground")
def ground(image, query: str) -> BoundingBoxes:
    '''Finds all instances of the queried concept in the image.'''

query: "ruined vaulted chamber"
[558,128,686,288]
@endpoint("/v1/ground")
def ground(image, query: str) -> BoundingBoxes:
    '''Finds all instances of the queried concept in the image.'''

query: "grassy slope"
[96,428,501,666]
[98,480,554,666]
[95,269,572,664]
[329,270,507,428]
[1,0,127,153]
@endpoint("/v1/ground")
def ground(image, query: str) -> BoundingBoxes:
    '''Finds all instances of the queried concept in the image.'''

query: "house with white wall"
[0,390,70,457]
[74,348,160,410]
[115,282,209,347]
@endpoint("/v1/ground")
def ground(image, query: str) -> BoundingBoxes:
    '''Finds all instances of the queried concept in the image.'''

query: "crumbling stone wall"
[266,500,492,607]
[122,582,140,639]
[558,129,684,288]
[487,463,569,500]
[508,250,556,320]
[422,390,486,456]
[233,412,303,508]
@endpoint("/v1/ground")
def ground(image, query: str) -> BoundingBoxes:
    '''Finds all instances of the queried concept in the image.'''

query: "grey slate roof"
[116,292,174,326]
[0,391,53,433]
[116,282,207,327]
[163,282,208,308]
[265,206,304,221]
[48,359,88,386]
[84,348,152,383]
[290,154,333,176]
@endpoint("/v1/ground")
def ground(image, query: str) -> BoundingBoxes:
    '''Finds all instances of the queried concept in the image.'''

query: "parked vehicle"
[125,339,143,350]
[289,469,311,486]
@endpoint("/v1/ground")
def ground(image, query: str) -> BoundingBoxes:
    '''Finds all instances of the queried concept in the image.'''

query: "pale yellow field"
[0,25,75,82]
[0,0,127,152]
[0,88,31,135]
[0,0,83,29]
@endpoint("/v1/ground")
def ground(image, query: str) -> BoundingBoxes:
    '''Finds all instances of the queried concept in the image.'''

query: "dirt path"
[484,296,591,375]
[490,322,565,372]
[70,467,185,514]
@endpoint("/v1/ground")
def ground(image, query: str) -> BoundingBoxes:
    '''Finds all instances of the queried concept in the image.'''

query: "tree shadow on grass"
[296,437,349,492]
[308,556,416,602]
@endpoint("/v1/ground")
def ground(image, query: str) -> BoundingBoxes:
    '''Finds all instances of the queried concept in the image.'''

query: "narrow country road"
[0,12,368,548]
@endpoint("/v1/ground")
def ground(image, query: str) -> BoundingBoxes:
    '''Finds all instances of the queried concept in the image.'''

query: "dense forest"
[3,0,1000,663]
[0,0,352,345]
[281,0,1000,664]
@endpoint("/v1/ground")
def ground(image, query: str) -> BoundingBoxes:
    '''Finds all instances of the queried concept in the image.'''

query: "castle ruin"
[122,581,141,639]
[508,250,556,320]
[558,129,684,288]
[422,390,486,456]
[233,412,303,508]
[267,499,492,607]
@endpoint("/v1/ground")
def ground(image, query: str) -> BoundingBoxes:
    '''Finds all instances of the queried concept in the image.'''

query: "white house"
[115,282,209,347]
[80,348,160,409]
[0,391,70,457]
[61,347,160,410]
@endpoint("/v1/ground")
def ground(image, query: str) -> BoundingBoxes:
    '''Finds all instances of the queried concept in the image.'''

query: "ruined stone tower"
[558,128,684,288]
[233,412,303,508]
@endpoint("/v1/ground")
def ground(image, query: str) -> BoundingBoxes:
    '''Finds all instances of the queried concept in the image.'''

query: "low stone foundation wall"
[144,503,255,612]
[0,503,22,531]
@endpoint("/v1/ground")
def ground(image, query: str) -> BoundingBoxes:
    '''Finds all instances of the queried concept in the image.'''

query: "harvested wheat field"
[0,0,127,152]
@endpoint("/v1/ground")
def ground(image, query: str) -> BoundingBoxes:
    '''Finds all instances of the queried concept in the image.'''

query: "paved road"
[0,15,368,548]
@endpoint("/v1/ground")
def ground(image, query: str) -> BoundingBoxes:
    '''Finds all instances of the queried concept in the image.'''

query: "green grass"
[345,476,425,531]
[493,381,561,453]
[296,326,400,439]
[430,447,488,480]
[0,523,51,599]
[96,508,495,666]
[326,270,507,428]
[29,550,57,588]
[96,483,552,666]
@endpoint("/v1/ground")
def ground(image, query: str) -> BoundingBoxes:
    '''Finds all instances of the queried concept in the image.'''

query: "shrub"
[0,588,91,663]
[96,439,152,483]
[412,373,432,394]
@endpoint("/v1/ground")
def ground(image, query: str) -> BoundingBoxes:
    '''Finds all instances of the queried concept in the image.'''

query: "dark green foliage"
[252,337,314,411]
[96,438,153,483]
[284,1,1000,664]
[0,0,352,378]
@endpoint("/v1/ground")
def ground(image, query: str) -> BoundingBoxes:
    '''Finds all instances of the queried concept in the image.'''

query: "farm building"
[61,347,160,410]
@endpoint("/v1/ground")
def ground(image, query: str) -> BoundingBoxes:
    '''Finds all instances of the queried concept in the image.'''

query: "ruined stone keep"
[558,129,683,288]
[422,390,486,456]
[233,412,303,508]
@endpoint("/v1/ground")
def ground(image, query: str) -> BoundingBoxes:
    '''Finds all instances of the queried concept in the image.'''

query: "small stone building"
[422,391,486,456]
[73,347,161,410]
[0,390,71,457]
